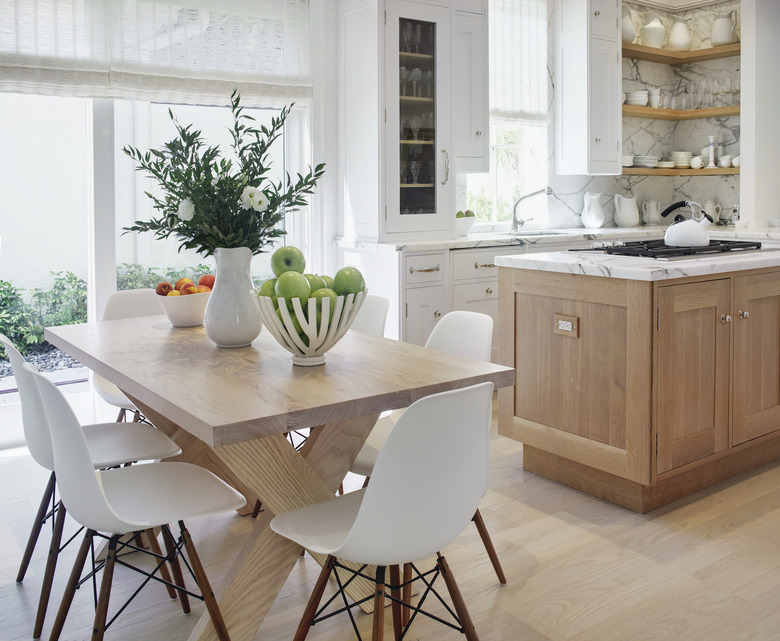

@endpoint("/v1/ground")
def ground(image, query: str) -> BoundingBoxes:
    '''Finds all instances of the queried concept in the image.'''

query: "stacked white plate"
[621,154,634,167]
[633,155,659,168]
[657,161,676,168]
[671,151,693,168]
[625,90,649,106]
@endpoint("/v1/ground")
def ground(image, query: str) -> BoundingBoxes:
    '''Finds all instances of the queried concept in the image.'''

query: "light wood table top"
[45,316,514,641]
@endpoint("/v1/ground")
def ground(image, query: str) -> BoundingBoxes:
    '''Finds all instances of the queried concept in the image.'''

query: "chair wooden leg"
[144,529,177,600]
[178,521,231,641]
[33,500,67,638]
[251,499,263,518]
[116,408,126,422]
[161,525,190,614]
[131,409,141,422]
[49,529,93,641]
[294,555,336,641]
[17,471,56,583]
[437,554,479,641]
[372,565,386,641]
[91,536,118,641]
[401,563,412,628]
[389,565,404,641]
[472,509,506,585]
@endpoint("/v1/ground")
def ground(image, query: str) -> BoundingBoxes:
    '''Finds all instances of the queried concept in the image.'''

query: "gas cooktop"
[572,239,764,260]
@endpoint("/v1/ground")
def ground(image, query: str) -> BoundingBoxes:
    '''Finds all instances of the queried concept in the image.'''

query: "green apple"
[311,288,339,324]
[333,267,366,296]
[257,277,277,301]
[276,306,303,334]
[304,273,327,293]
[271,245,306,276]
[274,271,311,306]
[455,210,465,218]
[320,274,335,289]
[464,209,475,217]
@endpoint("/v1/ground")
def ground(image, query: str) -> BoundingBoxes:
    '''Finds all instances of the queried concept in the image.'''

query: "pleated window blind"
[489,0,548,123]
[0,0,311,106]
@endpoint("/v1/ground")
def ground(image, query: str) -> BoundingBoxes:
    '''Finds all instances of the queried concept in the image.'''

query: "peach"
[180,283,198,295]
[167,290,181,296]
[156,281,173,296]
[198,274,216,289]
[175,277,194,291]
[196,285,212,293]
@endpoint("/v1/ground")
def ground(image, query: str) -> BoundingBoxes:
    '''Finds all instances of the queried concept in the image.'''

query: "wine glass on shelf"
[426,160,435,184]
[399,116,408,140]
[409,114,423,140]
[720,77,733,107]
[409,161,421,184]
[410,68,423,97]
[424,70,434,97]
[733,74,740,105]
[414,24,423,53]
[401,22,413,53]
[399,67,409,96]
[400,161,409,184]
[710,79,721,107]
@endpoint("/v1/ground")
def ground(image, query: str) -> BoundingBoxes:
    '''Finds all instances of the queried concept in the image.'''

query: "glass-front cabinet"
[385,1,451,235]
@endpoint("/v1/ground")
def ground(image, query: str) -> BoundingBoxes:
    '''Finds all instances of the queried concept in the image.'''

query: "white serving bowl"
[157,291,210,327]
[256,290,367,366]
[454,216,476,237]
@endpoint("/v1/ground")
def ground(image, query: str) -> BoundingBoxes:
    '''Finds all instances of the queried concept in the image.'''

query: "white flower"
[177,198,195,221]
[240,185,269,213]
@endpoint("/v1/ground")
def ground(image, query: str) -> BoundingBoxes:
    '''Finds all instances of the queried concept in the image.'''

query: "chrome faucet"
[512,186,552,232]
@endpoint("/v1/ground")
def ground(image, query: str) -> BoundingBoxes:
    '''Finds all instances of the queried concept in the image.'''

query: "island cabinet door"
[656,279,730,476]
[732,271,780,446]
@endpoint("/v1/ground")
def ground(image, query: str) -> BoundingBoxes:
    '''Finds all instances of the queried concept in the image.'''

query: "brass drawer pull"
[474,262,497,269]
[434,311,442,318]
[721,314,732,323]
[739,310,750,319]
[409,265,440,274]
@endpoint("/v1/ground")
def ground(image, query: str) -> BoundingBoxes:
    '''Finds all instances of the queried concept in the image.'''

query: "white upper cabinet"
[554,0,621,175]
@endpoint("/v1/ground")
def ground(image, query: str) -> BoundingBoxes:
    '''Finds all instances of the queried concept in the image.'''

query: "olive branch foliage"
[123,90,325,257]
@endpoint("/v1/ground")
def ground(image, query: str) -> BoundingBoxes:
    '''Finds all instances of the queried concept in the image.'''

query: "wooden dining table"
[45,315,514,641]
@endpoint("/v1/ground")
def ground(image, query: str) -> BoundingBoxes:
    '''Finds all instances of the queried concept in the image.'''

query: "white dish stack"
[671,151,693,168]
[625,90,649,106]
[633,155,659,168]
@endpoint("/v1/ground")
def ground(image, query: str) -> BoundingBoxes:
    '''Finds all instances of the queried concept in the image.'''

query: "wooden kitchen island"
[496,246,780,512]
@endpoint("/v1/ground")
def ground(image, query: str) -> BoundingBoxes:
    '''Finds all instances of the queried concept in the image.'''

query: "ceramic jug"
[641,199,663,225]
[712,10,737,46]
[640,11,665,49]
[703,199,722,222]
[668,15,693,51]
[613,194,640,227]
[581,192,607,229]
[622,5,636,43]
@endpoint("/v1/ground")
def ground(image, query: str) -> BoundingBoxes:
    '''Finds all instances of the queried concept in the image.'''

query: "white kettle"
[664,214,711,247]
[613,193,640,227]
[581,192,607,229]
[712,10,737,46]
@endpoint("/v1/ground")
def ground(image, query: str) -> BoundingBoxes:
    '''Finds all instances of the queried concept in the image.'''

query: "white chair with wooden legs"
[350,294,390,337]
[0,334,182,639]
[27,362,244,641]
[348,310,507,585]
[271,382,494,641]
[94,289,163,422]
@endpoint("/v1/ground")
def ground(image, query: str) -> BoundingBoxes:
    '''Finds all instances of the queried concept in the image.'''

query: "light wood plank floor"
[4,416,780,641]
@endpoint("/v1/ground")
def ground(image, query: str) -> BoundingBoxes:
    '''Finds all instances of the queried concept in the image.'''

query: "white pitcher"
[640,11,665,49]
[581,192,607,229]
[622,5,636,43]
[712,10,737,46]
[613,194,640,227]
[668,15,693,52]
[641,199,663,225]
[703,199,722,222]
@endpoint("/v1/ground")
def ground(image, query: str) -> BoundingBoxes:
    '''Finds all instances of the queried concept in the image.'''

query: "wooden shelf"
[400,96,434,104]
[400,139,434,145]
[399,51,433,61]
[400,183,434,188]
[622,167,740,176]
[622,42,740,65]
[623,104,740,120]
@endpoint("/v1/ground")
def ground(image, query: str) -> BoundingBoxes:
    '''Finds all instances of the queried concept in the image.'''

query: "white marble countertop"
[495,243,780,281]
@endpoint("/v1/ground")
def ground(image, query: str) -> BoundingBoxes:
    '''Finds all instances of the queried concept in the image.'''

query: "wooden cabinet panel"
[732,271,780,445]
[656,280,730,475]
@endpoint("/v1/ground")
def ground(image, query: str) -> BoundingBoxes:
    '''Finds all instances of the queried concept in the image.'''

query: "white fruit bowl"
[256,290,367,366]
[158,292,210,327]
[454,216,476,237]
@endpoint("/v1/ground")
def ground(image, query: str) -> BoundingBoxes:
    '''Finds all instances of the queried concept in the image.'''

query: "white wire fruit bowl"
[157,292,210,327]
[256,290,367,366]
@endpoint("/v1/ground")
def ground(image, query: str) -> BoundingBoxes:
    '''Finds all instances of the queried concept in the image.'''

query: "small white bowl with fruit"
[156,275,214,327]
[256,247,367,366]
[454,209,476,237]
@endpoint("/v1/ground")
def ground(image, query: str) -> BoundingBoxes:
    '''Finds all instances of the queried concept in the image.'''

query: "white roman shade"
[0,0,311,106]
[489,0,547,122]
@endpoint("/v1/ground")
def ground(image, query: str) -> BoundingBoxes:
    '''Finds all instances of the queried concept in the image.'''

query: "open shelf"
[400,183,434,188]
[622,167,740,176]
[622,42,740,65]
[623,105,740,121]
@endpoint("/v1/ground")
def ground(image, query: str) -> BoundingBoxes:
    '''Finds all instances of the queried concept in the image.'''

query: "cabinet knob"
[721,314,732,323]
[434,311,442,318]
[475,130,482,136]
[594,10,601,16]
[486,287,493,295]
[595,137,602,143]
[739,310,750,319]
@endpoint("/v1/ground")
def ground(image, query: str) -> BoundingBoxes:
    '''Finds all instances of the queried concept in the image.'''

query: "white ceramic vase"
[204,247,263,348]
[614,194,640,227]
[581,192,607,229]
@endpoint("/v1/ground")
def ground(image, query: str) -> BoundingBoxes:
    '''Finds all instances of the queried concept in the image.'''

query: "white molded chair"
[27,362,244,641]
[271,382,494,641]
[94,289,163,422]
[350,295,390,337]
[348,310,506,585]
[0,333,182,639]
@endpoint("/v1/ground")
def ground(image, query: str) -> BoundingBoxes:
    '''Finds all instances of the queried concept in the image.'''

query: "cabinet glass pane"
[399,18,436,216]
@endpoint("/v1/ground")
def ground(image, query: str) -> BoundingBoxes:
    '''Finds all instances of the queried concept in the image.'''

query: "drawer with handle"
[405,252,445,286]
[451,247,521,281]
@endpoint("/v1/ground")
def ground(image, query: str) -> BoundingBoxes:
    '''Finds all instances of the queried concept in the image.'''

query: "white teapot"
[581,192,607,229]
[712,10,737,46]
